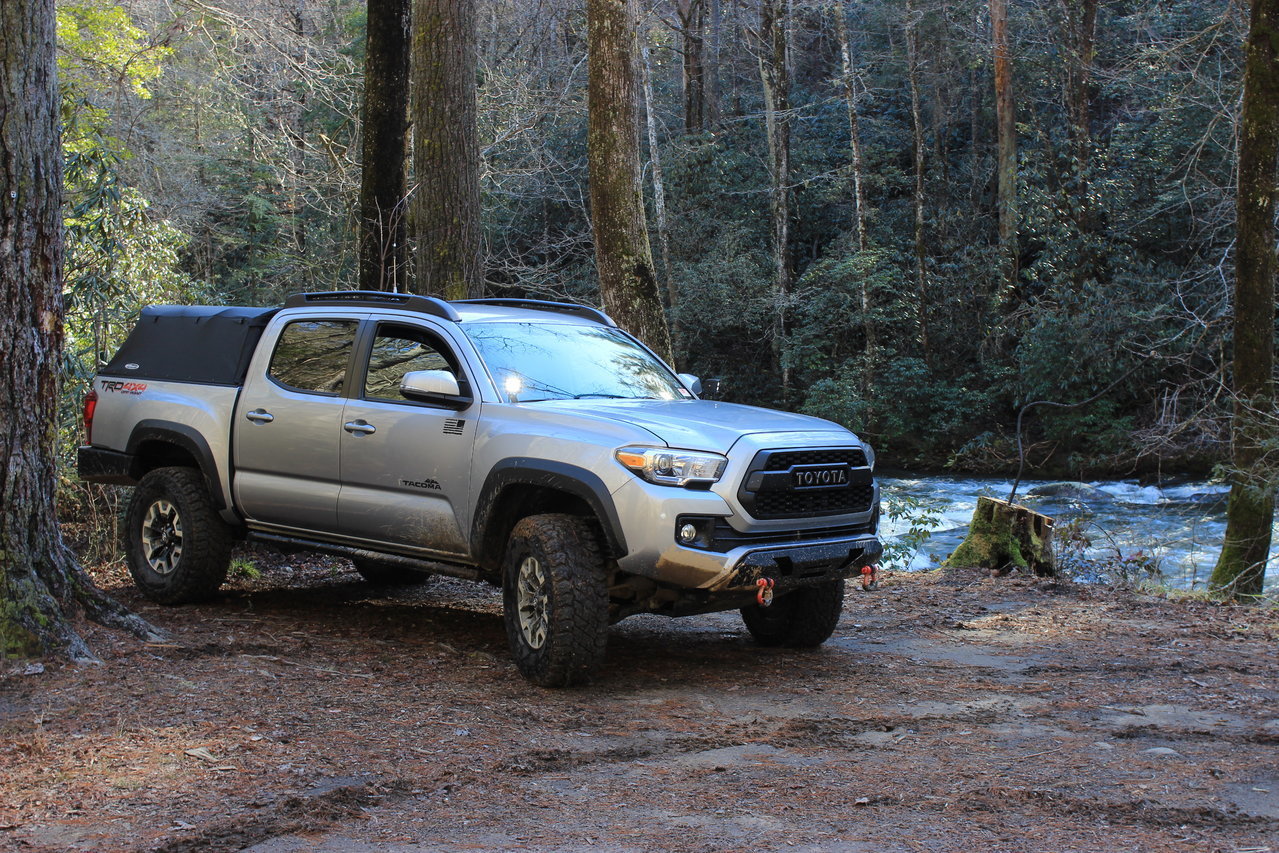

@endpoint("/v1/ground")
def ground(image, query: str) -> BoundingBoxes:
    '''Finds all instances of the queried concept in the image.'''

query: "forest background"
[57,0,1267,477]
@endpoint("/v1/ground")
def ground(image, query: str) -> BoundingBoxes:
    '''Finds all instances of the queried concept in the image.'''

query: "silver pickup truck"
[78,291,882,685]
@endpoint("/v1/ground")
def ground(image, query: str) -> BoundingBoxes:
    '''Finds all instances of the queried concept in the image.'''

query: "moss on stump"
[945,496,1056,577]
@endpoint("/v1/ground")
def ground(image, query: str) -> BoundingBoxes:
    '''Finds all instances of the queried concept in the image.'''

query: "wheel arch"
[126,421,226,511]
[472,459,627,574]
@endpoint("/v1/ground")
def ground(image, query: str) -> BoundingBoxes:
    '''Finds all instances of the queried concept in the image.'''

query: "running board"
[247,532,485,582]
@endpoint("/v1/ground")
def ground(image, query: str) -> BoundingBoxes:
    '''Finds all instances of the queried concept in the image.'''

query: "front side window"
[268,320,357,394]
[363,324,458,402]
[463,322,686,403]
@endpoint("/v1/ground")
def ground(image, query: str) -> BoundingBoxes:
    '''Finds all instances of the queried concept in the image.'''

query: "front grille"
[753,483,876,517]
[737,446,876,520]
[766,448,867,469]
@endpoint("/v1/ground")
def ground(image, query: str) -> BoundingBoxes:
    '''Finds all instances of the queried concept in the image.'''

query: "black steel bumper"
[730,535,883,591]
[76,446,138,485]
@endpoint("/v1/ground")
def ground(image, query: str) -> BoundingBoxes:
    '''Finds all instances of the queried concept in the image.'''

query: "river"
[878,475,1279,590]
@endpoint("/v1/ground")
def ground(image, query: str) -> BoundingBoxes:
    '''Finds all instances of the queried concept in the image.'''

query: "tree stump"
[945,496,1056,577]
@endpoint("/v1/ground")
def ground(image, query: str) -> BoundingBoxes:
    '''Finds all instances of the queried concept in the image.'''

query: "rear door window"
[267,320,358,394]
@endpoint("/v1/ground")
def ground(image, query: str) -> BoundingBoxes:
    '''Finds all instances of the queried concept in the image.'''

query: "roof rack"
[283,291,461,322]
[454,298,617,327]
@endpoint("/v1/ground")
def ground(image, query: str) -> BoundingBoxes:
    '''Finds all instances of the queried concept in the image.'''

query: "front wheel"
[123,467,232,604]
[502,514,609,687]
[740,579,846,647]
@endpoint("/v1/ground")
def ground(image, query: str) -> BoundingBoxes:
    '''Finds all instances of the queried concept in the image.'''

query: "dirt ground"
[2,550,1277,853]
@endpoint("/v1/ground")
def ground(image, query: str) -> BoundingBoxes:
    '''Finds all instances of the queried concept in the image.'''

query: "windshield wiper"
[572,393,629,399]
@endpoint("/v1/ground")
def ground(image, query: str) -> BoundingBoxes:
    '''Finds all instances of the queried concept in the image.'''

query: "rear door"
[233,317,359,531]
[337,320,476,556]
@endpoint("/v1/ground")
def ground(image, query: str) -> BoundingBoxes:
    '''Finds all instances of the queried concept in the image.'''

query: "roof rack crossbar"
[454,298,616,327]
[284,291,461,322]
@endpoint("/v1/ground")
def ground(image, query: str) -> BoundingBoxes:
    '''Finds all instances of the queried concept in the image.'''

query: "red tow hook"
[756,577,776,607]
[859,564,880,592]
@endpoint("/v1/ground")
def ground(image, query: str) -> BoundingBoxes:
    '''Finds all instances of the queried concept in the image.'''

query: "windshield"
[463,322,688,403]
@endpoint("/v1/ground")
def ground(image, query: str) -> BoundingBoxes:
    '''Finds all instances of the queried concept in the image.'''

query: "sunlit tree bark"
[0,0,159,659]
[587,0,674,364]
[991,0,1018,290]
[412,0,482,299]
[1210,0,1278,599]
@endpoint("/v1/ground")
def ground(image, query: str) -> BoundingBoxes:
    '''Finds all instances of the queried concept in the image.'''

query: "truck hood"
[539,398,858,452]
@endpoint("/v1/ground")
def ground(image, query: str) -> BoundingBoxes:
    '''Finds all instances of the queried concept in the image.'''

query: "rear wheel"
[502,514,608,687]
[352,558,432,586]
[123,467,232,604]
[740,579,846,647]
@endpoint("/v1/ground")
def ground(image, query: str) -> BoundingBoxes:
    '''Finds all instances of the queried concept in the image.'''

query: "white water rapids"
[879,476,1279,590]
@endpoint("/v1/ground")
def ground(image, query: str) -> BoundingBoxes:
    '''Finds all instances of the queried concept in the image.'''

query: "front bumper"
[612,476,882,592]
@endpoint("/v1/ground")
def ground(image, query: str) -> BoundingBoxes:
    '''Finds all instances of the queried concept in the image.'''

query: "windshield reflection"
[464,322,686,403]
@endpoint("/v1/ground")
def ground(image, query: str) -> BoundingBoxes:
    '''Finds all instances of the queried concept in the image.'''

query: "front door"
[337,321,475,556]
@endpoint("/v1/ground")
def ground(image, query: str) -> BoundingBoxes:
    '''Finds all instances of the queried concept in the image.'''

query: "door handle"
[343,420,376,435]
[245,409,274,424]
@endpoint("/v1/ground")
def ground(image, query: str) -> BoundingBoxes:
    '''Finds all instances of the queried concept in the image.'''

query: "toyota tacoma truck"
[78,291,882,686]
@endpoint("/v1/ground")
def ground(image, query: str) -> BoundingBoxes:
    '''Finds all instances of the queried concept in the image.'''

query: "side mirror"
[400,369,471,409]
[677,373,703,396]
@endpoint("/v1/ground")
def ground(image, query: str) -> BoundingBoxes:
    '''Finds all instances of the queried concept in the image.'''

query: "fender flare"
[126,420,226,511]
[472,458,627,564]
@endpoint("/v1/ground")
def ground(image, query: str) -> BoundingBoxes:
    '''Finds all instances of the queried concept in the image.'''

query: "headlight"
[861,441,876,470]
[615,446,727,487]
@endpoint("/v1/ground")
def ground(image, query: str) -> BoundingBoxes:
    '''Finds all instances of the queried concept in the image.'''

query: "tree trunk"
[991,0,1018,290]
[1059,0,1098,288]
[358,0,411,291]
[1210,0,1278,599]
[1060,0,1097,178]
[641,43,677,313]
[587,0,674,365]
[0,0,160,659]
[946,497,1056,577]
[412,0,482,300]
[706,0,722,125]
[833,2,875,380]
[677,0,706,134]
[906,0,931,366]
[834,4,868,254]
[758,0,791,394]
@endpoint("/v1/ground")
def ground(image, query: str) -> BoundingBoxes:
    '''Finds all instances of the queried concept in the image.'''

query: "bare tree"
[906,0,931,365]
[758,0,791,390]
[1210,0,1278,599]
[832,1,875,376]
[358,0,412,291]
[0,0,158,658]
[412,0,483,299]
[587,0,674,364]
[641,42,677,312]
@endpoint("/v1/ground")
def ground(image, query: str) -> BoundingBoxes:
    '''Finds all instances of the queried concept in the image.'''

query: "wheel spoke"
[141,499,182,576]
[516,556,549,649]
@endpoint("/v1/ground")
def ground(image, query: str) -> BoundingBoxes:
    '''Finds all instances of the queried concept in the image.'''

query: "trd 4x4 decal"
[100,380,148,395]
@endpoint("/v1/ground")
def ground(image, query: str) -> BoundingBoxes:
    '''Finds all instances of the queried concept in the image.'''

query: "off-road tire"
[740,579,846,647]
[123,467,232,604]
[352,558,432,586]
[502,514,609,687]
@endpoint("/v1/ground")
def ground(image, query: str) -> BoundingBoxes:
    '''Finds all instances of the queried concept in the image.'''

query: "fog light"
[678,523,698,543]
